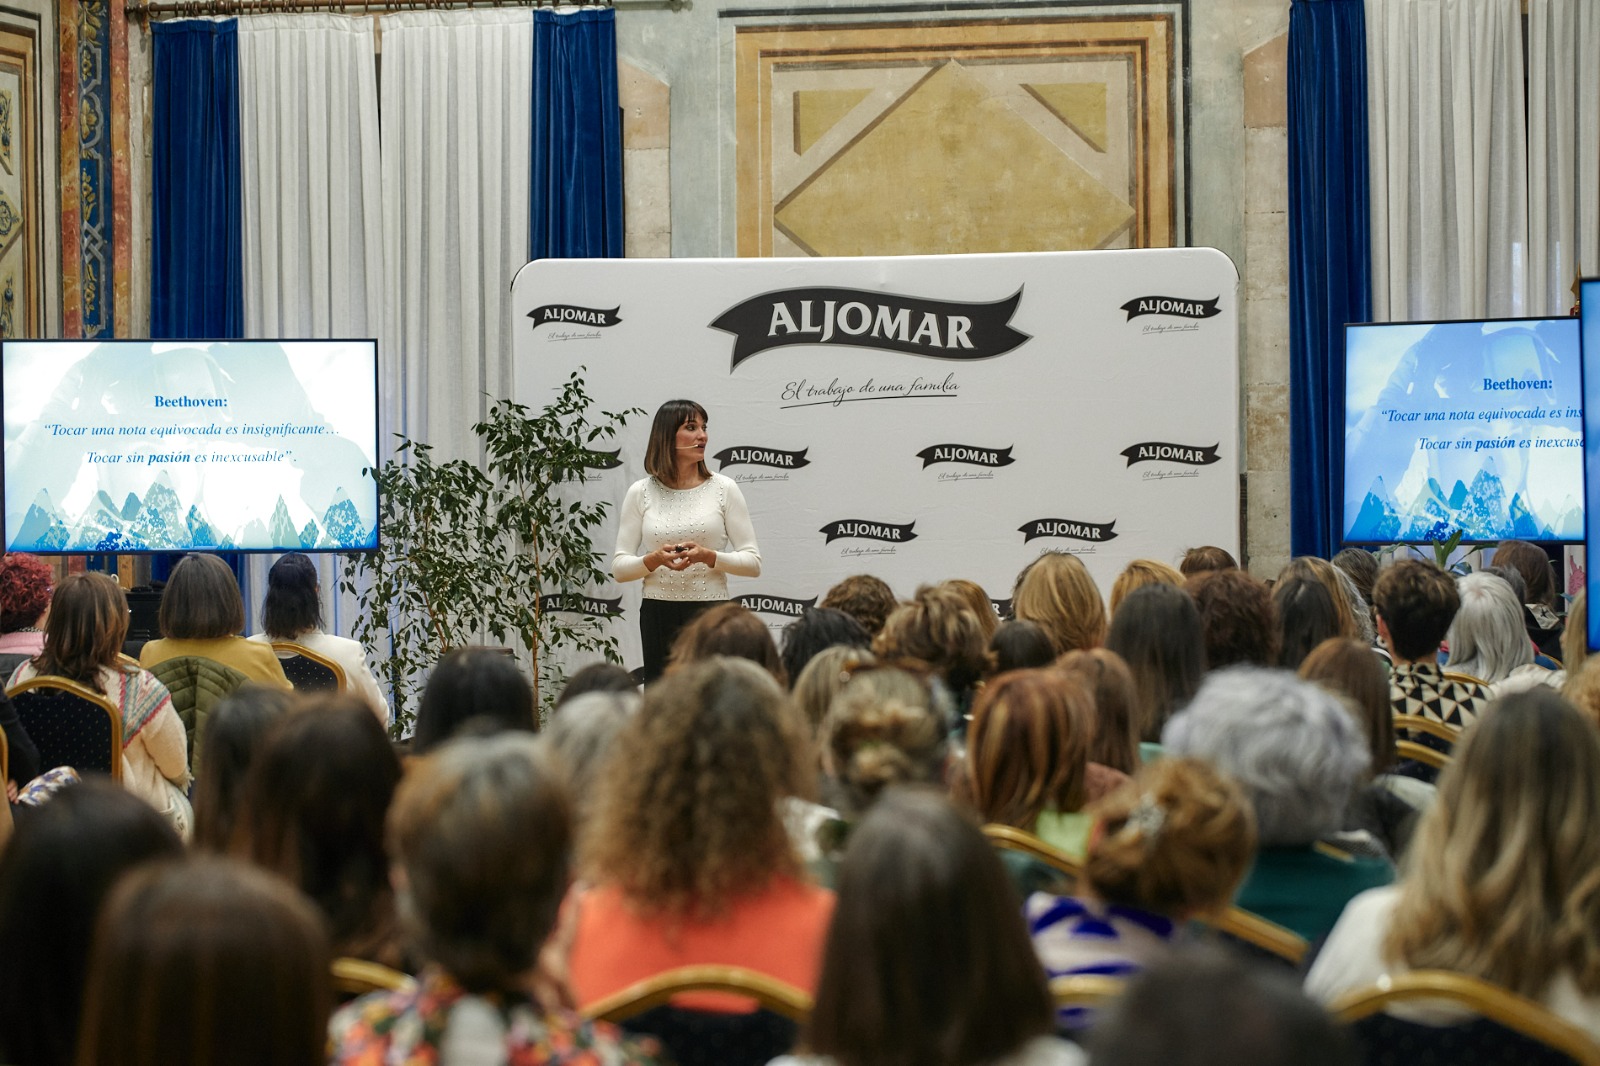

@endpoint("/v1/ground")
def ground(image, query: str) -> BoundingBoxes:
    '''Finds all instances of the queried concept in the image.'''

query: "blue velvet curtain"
[531,8,623,259]
[150,19,243,583]
[1288,0,1371,559]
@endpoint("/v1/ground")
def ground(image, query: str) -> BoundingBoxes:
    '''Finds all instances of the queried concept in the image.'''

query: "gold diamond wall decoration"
[1024,82,1110,153]
[792,88,872,155]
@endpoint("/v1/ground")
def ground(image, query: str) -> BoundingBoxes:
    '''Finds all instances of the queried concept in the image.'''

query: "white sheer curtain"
[236,13,384,639]
[1366,0,1528,320]
[378,10,533,466]
[1527,0,1600,317]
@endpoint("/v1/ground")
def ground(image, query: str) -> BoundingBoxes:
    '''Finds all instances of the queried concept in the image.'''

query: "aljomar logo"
[1120,442,1221,467]
[710,287,1030,370]
[527,304,622,328]
[917,443,1016,469]
[714,446,811,471]
[1019,518,1119,543]
[582,448,623,470]
[1119,296,1222,321]
[537,594,623,618]
[821,520,918,544]
[735,594,818,619]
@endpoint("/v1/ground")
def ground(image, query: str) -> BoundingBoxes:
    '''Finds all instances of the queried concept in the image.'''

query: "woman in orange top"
[567,657,833,1008]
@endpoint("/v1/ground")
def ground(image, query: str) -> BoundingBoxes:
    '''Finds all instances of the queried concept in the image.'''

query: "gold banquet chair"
[330,957,413,998]
[584,965,811,1066]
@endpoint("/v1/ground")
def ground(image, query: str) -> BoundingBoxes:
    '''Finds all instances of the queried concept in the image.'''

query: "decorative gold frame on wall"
[0,12,43,336]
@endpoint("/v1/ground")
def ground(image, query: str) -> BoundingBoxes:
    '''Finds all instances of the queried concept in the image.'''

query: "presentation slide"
[2,340,379,553]
[1344,317,1583,544]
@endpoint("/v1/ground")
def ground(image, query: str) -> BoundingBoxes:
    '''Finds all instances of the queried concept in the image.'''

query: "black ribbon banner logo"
[991,598,1012,619]
[1119,296,1222,321]
[538,594,623,618]
[1019,519,1119,543]
[917,443,1016,469]
[820,520,918,544]
[528,304,623,328]
[734,594,819,619]
[711,287,1031,370]
[714,446,811,471]
[582,448,623,470]
[1119,442,1221,467]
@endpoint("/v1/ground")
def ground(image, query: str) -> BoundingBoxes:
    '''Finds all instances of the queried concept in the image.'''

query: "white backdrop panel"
[512,250,1240,672]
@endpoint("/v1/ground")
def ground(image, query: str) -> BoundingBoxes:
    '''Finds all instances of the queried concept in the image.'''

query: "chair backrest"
[583,966,811,1066]
[271,642,346,693]
[1332,970,1600,1066]
[0,717,8,784]
[6,677,122,781]
[146,656,250,778]
[982,823,1083,886]
[1442,669,1491,688]
[1396,738,1451,770]
[1201,907,1310,967]
[1392,713,1460,743]
[330,957,413,998]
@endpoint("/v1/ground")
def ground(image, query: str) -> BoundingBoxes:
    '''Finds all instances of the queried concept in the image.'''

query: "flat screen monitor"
[1,339,379,553]
[1343,316,1583,545]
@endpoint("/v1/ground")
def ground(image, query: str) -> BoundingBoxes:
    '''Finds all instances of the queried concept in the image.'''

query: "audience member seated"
[1332,548,1379,623]
[1090,948,1356,1066]
[940,578,1002,642]
[1447,572,1562,696]
[1299,638,1432,861]
[78,856,332,1066]
[1104,584,1204,751]
[873,585,993,714]
[1163,668,1391,942]
[819,574,899,639]
[668,602,787,685]
[0,552,52,664]
[962,669,1101,858]
[411,646,536,755]
[780,607,870,690]
[1177,545,1238,578]
[1306,689,1600,1042]
[1027,758,1256,1030]
[330,733,662,1066]
[542,689,639,829]
[138,554,291,689]
[1108,558,1185,614]
[554,660,638,708]
[1013,553,1107,657]
[1185,569,1279,669]
[0,687,37,801]
[821,664,949,829]
[1373,560,1490,732]
[1561,589,1588,675]
[0,778,183,1066]
[246,552,386,720]
[1272,577,1341,671]
[189,684,294,852]
[775,789,1080,1066]
[11,573,191,830]
[569,658,834,1008]
[788,645,874,740]
[232,696,405,969]
[1563,652,1600,729]
[1056,650,1142,776]
[1492,538,1564,659]
[990,620,1059,674]
[1279,557,1365,643]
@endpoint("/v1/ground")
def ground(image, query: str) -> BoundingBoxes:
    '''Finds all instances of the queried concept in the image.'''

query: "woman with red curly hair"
[0,553,53,660]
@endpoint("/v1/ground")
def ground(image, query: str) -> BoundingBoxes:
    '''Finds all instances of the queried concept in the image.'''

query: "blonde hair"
[1383,690,1600,999]
[938,579,999,641]
[823,667,946,816]
[1564,653,1600,730]
[1012,553,1106,654]
[1084,757,1257,918]
[1279,557,1360,640]
[790,645,874,738]
[963,669,1093,829]
[1108,559,1184,615]
[873,586,993,695]
[1562,590,1588,674]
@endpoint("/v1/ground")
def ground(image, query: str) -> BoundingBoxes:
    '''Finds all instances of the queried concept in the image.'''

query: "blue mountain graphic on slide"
[1348,456,1580,542]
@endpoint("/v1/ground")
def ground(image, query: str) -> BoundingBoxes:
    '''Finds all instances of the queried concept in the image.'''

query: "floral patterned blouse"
[330,968,664,1066]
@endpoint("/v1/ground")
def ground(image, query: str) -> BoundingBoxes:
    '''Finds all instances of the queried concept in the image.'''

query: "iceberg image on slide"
[1347,456,1581,543]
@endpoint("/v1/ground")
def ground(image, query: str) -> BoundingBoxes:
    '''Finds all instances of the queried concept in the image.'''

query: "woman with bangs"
[568,657,833,1008]
[612,400,762,684]
[1306,689,1600,1039]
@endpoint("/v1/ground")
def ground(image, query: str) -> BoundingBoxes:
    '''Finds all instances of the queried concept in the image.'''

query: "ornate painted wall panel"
[734,14,1185,258]
[0,14,43,337]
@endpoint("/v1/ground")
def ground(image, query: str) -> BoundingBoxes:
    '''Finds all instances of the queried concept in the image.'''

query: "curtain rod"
[126,0,684,21]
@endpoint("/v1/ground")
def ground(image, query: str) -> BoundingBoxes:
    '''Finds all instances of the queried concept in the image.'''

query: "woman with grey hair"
[1446,572,1561,696]
[1163,667,1392,942]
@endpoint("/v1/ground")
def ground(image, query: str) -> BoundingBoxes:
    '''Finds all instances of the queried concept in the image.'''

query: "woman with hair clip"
[1306,689,1600,1039]
[247,552,387,721]
[612,399,762,683]
[9,572,192,831]
[774,789,1077,1066]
